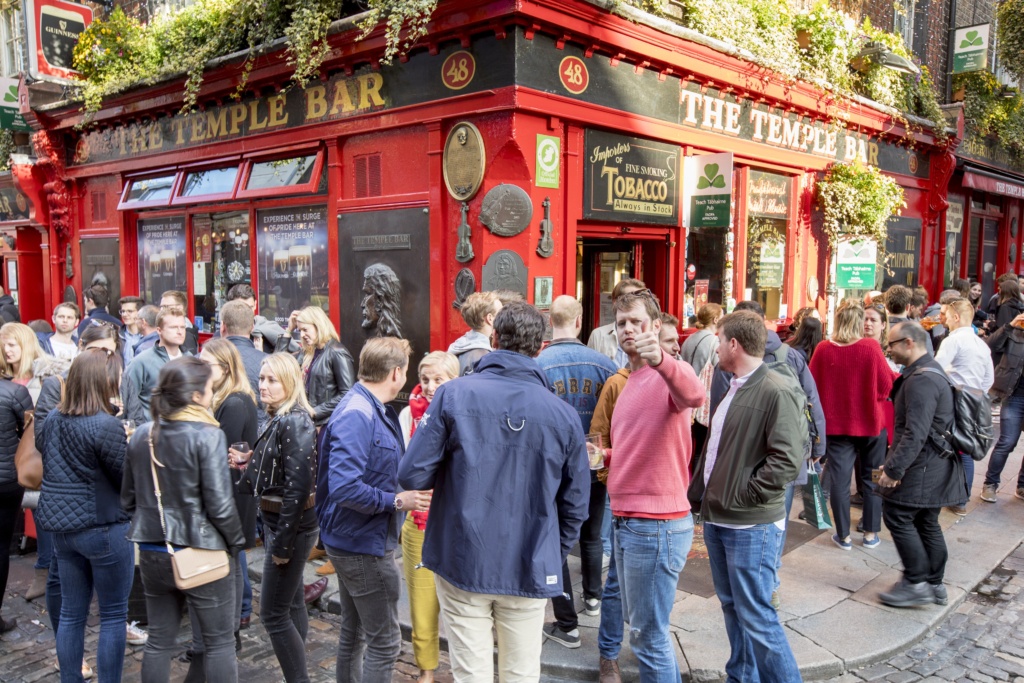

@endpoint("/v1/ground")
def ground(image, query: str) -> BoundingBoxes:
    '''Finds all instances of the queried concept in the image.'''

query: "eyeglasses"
[888,336,910,345]
[119,309,137,315]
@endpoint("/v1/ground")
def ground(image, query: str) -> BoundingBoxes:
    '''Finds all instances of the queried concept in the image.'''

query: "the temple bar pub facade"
[13,0,953,366]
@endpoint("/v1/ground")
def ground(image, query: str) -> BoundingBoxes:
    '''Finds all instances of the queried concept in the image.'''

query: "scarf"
[166,404,220,427]
[407,385,431,530]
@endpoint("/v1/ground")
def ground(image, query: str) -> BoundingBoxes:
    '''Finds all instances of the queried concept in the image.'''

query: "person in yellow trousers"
[398,351,459,683]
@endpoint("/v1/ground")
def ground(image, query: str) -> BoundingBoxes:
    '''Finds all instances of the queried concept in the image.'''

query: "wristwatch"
[394,496,404,511]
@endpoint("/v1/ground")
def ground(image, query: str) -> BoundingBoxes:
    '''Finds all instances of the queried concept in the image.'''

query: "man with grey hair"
[878,321,961,607]
[537,295,617,648]
[132,305,160,356]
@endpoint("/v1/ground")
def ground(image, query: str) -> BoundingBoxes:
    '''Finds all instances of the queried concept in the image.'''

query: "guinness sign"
[24,0,92,82]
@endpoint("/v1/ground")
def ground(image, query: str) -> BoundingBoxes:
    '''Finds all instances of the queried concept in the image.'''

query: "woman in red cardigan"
[810,301,895,551]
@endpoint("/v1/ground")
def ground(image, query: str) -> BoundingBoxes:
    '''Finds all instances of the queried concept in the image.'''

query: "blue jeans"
[53,522,134,683]
[239,551,252,619]
[601,495,612,556]
[36,528,53,570]
[985,393,1024,488]
[614,515,693,682]
[774,483,796,592]
[704,523,801,683]
[598,525,623,660]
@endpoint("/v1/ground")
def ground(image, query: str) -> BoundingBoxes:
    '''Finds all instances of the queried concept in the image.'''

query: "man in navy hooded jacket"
[399,301,589,682]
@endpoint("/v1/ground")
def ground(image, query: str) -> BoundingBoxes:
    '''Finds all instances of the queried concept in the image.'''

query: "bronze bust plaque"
[479,184,533,237]
[443,122,485,202]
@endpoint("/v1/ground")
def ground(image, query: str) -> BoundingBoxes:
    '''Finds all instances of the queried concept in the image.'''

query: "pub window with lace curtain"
[0,6,23,78]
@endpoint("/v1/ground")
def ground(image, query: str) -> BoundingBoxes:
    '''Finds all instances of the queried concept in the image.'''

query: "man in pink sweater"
[599,291,704,683]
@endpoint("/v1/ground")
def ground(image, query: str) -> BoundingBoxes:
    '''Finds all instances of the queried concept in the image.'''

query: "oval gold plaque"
[443,122,485,202]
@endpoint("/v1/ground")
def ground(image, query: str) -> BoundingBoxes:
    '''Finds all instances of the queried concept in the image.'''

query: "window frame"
[170,156,243,206]
[117,170,181,210]
[236,148,325,200]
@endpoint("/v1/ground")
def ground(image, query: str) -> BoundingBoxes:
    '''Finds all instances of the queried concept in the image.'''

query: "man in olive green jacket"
[687,310,805,682]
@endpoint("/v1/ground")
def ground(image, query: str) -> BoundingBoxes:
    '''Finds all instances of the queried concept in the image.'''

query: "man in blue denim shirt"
[537,295,617,649]
[316,337,431,683]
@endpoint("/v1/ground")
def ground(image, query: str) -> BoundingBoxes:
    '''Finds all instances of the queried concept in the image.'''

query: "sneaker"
[932,583,948,606]
[543,623,581,649]
[583,597,601,617]
[1016,488,1024,501]
[947,505,968,516]
[126,621,148,646]
[771,591,781,610]
[831,534,852,551]
[879,578,933,608]
[981,485,998,503]
[862,535,881,549]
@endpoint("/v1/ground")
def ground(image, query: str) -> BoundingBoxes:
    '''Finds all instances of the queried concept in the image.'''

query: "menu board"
[257,206,330,327]
[137,216,186,305]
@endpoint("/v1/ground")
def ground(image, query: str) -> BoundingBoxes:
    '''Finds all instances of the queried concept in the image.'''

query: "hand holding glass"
[229,442,252,469]
[586,433,606,470]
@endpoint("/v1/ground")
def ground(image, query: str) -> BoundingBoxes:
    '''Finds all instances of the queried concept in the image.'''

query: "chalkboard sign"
[583,130,680,225]
[883,216,921,289]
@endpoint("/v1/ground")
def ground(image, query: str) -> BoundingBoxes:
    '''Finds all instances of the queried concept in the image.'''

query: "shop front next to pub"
[24,0,950,372]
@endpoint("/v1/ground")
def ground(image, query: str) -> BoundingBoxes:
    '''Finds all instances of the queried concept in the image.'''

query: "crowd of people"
[0,271,1016,683]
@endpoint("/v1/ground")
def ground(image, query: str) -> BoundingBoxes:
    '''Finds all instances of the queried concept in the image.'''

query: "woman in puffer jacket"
[0,371,32,633]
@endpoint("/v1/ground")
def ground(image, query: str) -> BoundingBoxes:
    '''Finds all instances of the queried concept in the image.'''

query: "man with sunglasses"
[598,290,704,682]
[878,321,961,607]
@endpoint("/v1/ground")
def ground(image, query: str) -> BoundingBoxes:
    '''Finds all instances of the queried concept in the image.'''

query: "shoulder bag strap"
[148,435,176,555]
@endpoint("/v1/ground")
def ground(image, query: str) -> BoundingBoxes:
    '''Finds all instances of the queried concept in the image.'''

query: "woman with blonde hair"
[397,351,459,683]
[1,321,64,404]
[810,303,895,551]
[278,306,354,428]
[237,352,318,683]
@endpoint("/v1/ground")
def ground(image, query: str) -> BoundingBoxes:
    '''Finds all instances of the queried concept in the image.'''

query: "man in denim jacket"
[316,337,431,683]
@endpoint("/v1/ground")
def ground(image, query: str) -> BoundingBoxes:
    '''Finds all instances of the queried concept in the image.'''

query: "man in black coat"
[219,300,266,421]
[878,321,962,608]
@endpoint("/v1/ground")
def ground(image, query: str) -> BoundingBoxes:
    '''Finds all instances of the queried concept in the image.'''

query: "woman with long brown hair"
[36,348,133,683]
[122,358,244,683]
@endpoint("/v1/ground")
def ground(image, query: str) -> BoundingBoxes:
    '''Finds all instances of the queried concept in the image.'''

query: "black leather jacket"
[238,407,317,559]
[989,323,1024,399]
[277,337,355,426]
[122,420,244,552]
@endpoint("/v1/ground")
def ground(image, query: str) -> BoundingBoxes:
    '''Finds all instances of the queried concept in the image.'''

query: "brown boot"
[25,568,47,601]
[308,546,326,561]
[599,657,621,683]
[315,559,335,576]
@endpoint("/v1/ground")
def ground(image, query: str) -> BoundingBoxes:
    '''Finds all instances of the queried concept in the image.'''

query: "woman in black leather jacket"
[237,352,318,683]
[0,374,32,633]
[277,306,354,427]
[121,357,244,683]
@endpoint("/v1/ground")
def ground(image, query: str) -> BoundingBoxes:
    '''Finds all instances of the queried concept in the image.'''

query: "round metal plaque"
[480,184,534,238]
[443,122,485,202]
[482,250,528,298]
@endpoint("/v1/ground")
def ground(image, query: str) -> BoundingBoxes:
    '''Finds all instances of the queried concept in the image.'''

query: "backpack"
[763,343,818,457]
[914,367,994,462]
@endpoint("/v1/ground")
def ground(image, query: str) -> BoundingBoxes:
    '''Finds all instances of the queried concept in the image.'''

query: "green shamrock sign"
[3,86,15,104]
[697,163,726,189]
[959,30,984,48]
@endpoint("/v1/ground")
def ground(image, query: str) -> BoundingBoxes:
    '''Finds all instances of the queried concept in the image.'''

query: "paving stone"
[886,672,922,683]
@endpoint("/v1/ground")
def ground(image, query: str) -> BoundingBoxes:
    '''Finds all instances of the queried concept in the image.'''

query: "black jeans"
[826,433,886,538]
[184,557,245,683]
[0,485,23,617]
[882,502,947,585]
[326,547,402,683]
[262,525,319,683]
[138,550,238,683]
[553,478,606,631]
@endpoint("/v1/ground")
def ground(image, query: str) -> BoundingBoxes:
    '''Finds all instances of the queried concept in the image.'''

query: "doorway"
[578,237,668,340]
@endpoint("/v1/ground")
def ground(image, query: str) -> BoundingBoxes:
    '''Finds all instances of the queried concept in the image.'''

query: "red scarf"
[407,385,431,530]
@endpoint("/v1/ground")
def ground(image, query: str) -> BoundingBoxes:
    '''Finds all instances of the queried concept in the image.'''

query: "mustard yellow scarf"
[166,404,220,427]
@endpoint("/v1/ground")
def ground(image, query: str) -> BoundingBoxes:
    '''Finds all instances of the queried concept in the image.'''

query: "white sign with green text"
[836,237,878,289]
[684,152,733,228]
[952,24,989,74]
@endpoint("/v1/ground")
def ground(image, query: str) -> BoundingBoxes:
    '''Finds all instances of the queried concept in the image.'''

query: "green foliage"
[817,161,906,246]
[997,0,1024,83]
[675,0,801,75]
[792,0,856,92]
[0,130,14,172]
[71,0,438,114]
[954,71,1024,161]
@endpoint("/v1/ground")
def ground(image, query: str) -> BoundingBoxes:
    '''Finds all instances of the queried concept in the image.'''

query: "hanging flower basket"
[816,161,905,249]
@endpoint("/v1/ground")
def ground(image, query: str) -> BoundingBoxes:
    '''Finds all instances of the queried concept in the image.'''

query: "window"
[1,6,23,78]
[192,212,251,330]
[745,171,792,319]
[893,0,915,50]
[246,155,318,191]
[181,167,238,197]
[119,173,177,208]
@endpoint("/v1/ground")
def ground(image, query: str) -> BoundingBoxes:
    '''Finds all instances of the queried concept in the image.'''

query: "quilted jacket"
[0,378,32,489]
[36,411,130,532]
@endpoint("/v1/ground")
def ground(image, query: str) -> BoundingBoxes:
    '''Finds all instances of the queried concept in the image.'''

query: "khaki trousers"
[435,576,546,682]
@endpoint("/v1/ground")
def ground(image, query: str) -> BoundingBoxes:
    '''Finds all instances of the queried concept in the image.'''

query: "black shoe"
[0,617,16,634]
[543,623,581,649]
[850,494,864,508]
[856,521,864,533]
[235,631,242,652]
[880,579,934,608]
[932,583,948,605]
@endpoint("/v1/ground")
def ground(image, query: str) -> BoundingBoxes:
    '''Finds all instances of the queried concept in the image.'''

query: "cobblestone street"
[823,543,1024,683]
[0,552,453,683]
